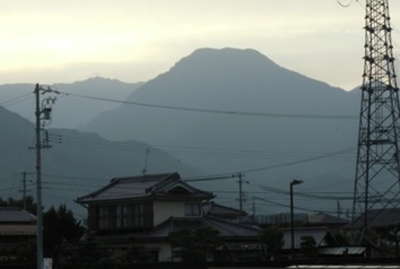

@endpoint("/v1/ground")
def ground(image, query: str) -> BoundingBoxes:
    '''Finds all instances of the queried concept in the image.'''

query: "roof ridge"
[113,172,178,182]
[205,215,260,231]
[76,172,181,203]
[147,173,180,193]
[208,202,247,213]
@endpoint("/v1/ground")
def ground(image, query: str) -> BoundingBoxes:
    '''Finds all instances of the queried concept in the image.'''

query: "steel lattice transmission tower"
[353,0,400,236]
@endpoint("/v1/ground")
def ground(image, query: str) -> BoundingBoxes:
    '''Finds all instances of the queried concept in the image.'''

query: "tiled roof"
[147,216,260,238]
[77,172,213,203]
[319,246,366,256]
[0,207,36,223]
[203,202,247,218]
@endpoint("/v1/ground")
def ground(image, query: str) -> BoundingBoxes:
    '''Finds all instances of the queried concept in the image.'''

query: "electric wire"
[258,185,354,201]
[185,147,355,182]
[50,89,357,120]
[254,196,359,215]
[0,92,32,106]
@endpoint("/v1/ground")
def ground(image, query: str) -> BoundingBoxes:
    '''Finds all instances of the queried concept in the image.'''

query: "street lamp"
[290,179,303,253]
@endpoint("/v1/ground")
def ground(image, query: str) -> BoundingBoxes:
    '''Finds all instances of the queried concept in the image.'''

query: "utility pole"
[252,197,256,217]
[142,147,150,175]
[33,84,58,269]
[34,84,44,269]
[238,173,244,211]
[337,200,342,219]
[21,171,27,210]
[35,84,43,269]
[290,179,303,253]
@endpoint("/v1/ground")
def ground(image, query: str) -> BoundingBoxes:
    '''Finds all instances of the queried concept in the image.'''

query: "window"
[98,204,145,230]
[185,203,201,216]
[126,204,144,227]
[99,206,117,230]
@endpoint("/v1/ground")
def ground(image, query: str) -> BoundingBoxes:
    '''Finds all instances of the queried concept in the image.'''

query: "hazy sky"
[2,0,400,90]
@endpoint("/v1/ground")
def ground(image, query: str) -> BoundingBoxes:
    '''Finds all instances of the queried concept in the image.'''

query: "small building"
[255,213,308,226]
[281,226,330,250]
[76,172,262,262]
[0,207,36,253]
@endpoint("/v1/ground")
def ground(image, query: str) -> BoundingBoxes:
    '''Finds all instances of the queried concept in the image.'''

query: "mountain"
[0,77,143,129]
[0,106,194,211]
[83,48,361,212]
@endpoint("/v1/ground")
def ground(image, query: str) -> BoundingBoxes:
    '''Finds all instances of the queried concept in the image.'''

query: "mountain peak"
[169,47,279,74]
[190,47,272,60]
[70,76,127,86]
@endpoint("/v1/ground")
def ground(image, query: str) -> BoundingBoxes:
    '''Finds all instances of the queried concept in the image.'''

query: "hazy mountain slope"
[0,106,194,210]
[83,48,361,212]
[0,77,143,129]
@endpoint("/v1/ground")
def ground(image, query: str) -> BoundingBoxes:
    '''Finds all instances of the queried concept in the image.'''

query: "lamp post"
[290,179,303,253]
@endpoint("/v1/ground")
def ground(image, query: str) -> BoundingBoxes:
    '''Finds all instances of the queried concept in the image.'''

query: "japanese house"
[76,172,261,262]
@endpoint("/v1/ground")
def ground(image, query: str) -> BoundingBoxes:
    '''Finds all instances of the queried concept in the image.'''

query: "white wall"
[282,228,328,249]
[153,201,185,226]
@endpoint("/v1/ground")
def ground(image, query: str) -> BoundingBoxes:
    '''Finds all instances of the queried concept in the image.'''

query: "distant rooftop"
[308,213,349,225]
[147,216,260,239]
[0,207,36,223]
[203,202,247,218]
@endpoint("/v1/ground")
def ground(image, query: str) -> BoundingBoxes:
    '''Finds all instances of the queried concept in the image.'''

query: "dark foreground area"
[2,258,400,269]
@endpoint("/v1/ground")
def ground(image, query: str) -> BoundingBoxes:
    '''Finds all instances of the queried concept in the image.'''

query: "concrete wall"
[153,201,185,226]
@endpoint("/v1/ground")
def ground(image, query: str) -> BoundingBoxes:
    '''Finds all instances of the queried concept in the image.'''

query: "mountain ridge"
[0,77,143,129]
[0,105,196,211]
[83,47,360,212]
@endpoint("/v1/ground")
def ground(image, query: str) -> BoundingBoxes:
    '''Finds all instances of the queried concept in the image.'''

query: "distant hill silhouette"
[0,77,143,129]
[83,48,361,211]
[0,106,194,210]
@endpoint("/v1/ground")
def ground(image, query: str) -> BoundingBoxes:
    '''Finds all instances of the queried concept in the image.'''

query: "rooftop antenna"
[142,147,151,175]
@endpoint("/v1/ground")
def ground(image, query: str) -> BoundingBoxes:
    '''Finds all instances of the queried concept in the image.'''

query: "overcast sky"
[2,0,400,90]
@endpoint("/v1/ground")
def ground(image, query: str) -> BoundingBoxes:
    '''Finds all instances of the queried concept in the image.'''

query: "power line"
[258,184,354,201]
[0,92,32,106]
[254,196,354,215]
[50,89,357,120]
[42,173,103,182]
[50,131,356,161]
[185,147,355,182]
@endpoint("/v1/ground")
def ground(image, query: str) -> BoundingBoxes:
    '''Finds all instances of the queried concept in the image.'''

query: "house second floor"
[76,173,214,233]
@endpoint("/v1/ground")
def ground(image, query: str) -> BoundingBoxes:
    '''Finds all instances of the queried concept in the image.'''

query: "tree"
[169,226,222,264]
[259,226,283,260]
[300,236,317,257]
[0,196,36,214]
[43,205,86,265]
[324,231,350,247]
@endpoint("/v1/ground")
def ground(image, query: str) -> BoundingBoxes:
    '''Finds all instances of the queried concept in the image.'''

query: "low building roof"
[147,216,261,239]
[308,213,349,226]
[318,246,366,256]
[76,172,214,203]
[0,207,36,223]
[203,202,247,218]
